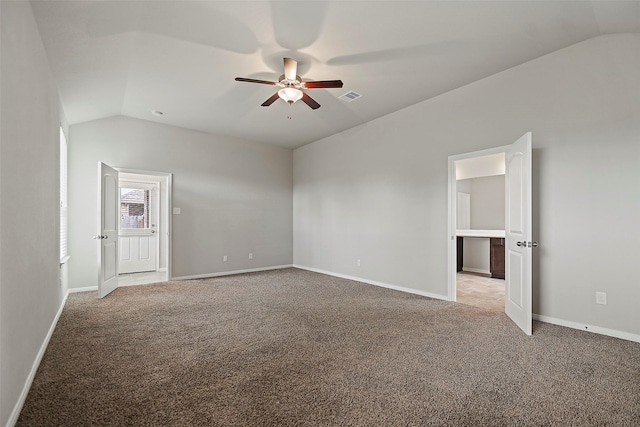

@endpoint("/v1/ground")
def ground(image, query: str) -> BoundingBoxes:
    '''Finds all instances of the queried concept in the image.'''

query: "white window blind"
[60,127,69,263]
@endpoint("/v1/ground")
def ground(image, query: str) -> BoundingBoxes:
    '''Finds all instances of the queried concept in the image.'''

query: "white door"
[457,192,471,229]
[118,181,159,274]
[97,162,119,298]
[505,133,532,335]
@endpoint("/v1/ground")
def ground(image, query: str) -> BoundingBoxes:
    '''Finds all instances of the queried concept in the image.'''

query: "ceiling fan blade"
[283,58,298,80]
[235,77,276,85]
[301,92,320,110]
[303,80,344,89]
[261,92,280,107]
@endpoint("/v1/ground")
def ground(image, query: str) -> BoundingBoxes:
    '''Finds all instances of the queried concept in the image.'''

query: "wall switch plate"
[357,259,361,267]
[249,253,253,260]
[595,292,607,305]
[223,255,227,262]
[172,208,181,214]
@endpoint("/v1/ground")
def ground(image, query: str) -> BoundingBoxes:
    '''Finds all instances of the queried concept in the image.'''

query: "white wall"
[0,2,64,425]
[458,175,505,230]
[294,34,640,338]
[457,175,505,273]
[68,116,292,288]
[462,238,490,275]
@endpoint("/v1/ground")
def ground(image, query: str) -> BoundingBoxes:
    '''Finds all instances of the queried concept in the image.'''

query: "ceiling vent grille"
[339,91,362,102]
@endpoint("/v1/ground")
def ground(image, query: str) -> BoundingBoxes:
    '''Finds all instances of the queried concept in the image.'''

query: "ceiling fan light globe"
[278,88,303,104]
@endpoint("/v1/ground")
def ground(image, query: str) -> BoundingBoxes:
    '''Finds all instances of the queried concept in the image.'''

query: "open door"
[505,133,532,335]
[97,162,119,298]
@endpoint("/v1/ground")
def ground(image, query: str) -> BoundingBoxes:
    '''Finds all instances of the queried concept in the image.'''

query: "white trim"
[115,168,173,282]
[68,286,98,294]
[533,314,640,344]
[115,167,170,177]
[171,265,294,281]
[293,265,448,301]
[7,291,69,427]
[157,267,167,272]
[462,267,491,275]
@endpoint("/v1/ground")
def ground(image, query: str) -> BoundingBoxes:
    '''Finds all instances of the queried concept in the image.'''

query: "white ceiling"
[31,1,640,149]
[456,153,505,180]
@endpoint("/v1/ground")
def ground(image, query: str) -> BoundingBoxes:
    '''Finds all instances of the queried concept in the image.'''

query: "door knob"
[151,230,156,234]
[93,235,108,239]
[516,241,538,248]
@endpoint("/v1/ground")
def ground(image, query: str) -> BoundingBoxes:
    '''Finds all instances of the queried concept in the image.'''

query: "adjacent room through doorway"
[448,133,533,335]
[453,153,506,311]
[117,170,171,287]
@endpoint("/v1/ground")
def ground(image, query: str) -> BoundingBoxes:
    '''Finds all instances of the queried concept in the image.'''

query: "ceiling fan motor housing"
[278,74,303,89]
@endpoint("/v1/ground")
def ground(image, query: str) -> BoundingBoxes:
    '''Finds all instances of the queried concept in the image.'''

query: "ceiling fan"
[235,58,343,110]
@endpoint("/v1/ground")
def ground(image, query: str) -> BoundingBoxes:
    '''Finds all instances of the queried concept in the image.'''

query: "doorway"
[448,133,533,335]
[455,154,506,311]
[117,169,171,286]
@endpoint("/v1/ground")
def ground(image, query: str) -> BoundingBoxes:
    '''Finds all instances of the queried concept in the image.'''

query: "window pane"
[120,187,150,229]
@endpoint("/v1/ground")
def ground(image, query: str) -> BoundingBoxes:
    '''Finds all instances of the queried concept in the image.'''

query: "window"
[120,186,151,229]
[60,127,69,263]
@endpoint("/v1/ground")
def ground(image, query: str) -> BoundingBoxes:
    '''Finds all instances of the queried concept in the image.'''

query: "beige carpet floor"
[17,268,640,426]
[456,272,505,312]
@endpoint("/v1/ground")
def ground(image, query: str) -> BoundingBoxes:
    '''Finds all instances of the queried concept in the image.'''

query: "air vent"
[339,91,362,102]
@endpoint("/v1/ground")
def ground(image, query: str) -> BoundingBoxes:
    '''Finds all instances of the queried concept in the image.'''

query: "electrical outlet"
[357,259,361,267]
[249,253,253,260]
[223,255,227,262]
[595,292,607,305]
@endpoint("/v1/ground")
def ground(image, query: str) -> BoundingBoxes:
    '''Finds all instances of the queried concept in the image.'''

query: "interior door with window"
[505,132,533,335]
[97,162,119,298]
[118,181,159,274]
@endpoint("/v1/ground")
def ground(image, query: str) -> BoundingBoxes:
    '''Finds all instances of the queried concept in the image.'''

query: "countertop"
[456,229,506,238]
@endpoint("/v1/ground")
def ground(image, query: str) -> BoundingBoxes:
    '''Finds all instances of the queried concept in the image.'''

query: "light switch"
[173,208,181,215]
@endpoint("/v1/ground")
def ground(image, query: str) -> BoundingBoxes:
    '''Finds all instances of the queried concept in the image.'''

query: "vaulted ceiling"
[31,1,640,149]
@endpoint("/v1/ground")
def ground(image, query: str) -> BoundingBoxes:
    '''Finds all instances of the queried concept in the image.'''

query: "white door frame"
[116,168,173,280]
[118,179,161,273]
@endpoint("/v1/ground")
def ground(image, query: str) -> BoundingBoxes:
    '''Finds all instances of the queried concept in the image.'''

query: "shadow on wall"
[532,147,543,315]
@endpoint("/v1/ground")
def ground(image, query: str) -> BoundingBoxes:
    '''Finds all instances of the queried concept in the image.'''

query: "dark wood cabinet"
[490,238,505,279]
[456,237,464,272]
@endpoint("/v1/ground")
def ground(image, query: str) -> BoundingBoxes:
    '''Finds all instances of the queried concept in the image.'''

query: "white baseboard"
[533,313,640,343]
[171,264,294,281]
[7,270,637,427]
[157,268,167,272]
[462,267,491,275]
[68,286,98,294]
[294,266,640,344]
[292,264,448,301]
[7,291,69,427]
